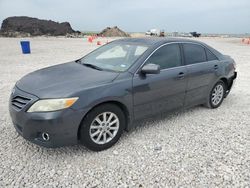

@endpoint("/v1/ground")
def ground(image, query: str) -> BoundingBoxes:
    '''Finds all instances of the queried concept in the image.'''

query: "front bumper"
[9,87,85,148]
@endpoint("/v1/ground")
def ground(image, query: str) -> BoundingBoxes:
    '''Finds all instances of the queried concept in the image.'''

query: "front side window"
[146,44,182,69]
[183,43,206,65]
[79,42,149,72]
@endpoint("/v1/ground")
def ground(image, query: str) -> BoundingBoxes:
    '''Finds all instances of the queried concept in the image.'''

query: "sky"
[0,0,249,34]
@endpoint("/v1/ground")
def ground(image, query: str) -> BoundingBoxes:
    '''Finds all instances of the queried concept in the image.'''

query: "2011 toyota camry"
[9,38,237,151]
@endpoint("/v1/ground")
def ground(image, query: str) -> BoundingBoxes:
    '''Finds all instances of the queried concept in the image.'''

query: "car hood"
[16,62,119,98]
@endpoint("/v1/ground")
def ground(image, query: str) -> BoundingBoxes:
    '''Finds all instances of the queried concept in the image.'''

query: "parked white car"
[145,29,160,36]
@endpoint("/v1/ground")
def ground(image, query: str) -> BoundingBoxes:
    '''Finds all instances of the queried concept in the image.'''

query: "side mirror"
[141,64,160,74]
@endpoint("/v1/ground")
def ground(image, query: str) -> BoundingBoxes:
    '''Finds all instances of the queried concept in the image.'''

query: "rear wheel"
[206,81,226,108]
[79,104,125,151]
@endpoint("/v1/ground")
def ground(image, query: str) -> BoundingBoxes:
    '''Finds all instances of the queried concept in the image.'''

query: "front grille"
[11,95,31,110]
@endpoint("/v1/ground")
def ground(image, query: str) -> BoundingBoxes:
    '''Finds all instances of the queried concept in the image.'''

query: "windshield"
[79,42,149,72]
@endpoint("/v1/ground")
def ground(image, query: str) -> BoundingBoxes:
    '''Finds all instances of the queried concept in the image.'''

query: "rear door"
[132,43,188,120]
[182,43,219,106]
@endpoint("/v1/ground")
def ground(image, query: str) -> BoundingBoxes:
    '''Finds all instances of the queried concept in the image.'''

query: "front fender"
[71,73,134,130]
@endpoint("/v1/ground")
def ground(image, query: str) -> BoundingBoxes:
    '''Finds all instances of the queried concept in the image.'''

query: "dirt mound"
[99,26,129,37]
[0,16,78,37]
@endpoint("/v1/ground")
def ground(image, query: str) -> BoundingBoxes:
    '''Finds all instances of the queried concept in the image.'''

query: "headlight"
[27,97,78,112]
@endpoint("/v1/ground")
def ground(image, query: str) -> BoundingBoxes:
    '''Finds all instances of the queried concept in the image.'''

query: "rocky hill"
[0,16,78,37]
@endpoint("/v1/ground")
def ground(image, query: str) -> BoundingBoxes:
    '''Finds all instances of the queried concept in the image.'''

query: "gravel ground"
[0,37,249,187]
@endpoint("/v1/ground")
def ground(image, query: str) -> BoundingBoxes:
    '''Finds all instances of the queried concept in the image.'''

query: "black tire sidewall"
[209,81,225,108]
[80,104,125,151]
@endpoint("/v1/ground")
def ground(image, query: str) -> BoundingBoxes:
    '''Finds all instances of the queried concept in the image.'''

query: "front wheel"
[79,104,125,151]
[206,81,226,108]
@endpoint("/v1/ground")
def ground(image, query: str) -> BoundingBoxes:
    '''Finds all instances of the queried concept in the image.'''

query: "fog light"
[41,132,50,141]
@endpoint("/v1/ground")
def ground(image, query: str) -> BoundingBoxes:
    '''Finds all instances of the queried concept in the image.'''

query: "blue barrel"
[20,41,31,54]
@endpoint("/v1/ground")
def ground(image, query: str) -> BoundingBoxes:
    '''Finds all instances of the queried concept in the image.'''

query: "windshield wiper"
[82,63,103,71]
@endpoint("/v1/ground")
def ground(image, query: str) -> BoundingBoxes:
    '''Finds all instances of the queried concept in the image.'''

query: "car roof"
[117,37,203,46]
[116,37,223,58]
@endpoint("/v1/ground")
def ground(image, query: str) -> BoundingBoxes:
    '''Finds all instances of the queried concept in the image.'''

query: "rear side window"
[206,49,218,61]
[183,43,206,64]
[146,44,182,69]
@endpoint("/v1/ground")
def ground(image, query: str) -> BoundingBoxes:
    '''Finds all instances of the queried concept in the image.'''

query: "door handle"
[214,65,218,70]
[178,72,185,79]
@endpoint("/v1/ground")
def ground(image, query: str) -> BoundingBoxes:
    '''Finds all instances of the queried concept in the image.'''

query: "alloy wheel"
[89,112,119,145]
[211,84,224,106]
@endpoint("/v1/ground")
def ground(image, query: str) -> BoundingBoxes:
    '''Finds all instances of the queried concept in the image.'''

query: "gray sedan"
[9,38,237,151]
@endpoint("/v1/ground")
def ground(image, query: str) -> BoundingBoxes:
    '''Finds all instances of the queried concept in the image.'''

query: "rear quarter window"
[206,48,218,61]
[183,43,206,65]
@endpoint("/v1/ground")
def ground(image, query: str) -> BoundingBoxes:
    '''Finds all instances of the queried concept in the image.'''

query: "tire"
[79,104,125,151]
[205,80,226,108]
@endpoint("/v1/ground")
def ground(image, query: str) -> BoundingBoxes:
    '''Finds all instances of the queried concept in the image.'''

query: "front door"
[132,43,188,120]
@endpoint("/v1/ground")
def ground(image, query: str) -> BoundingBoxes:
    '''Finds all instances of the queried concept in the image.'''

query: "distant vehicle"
[190,32,201,37]
[146,29,165,37]
[159,30,165,37]
[10,38,237,151]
